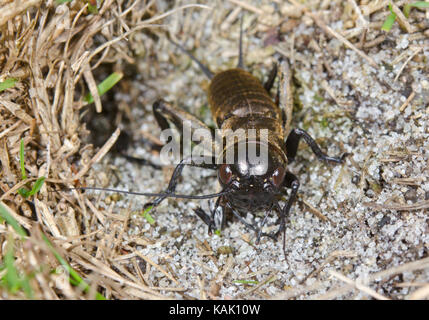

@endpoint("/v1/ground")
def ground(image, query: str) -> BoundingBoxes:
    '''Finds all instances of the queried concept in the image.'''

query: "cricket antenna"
[237,13,245,69]
[167,37,214,79]
[64,187,229,200]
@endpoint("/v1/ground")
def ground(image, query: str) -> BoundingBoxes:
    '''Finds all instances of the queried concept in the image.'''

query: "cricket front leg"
[144,157,217,210]
[274,172,300,240]
[194,196,225,235]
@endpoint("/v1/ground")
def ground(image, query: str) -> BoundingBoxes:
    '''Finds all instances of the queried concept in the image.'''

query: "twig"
[399,91,416,112]
[328,270,390,300]
[391,176,423,186]
[0,0,42,27]
[319,256,429,299]
[144,4,212,24]
[368,257,429,282]
[84,198,107,226]
[321,80,354,107]
[302,250,357,284]
[69,249,166,298]
[394,47,422,82]
[0,200,32,230]
[391,3,417,34]
[0,119,24,139]
[35,199,63,239]
[288,0,378,68]
[363,199,429,211]
[134,250,179,285]
[315,18,378,68]
[82,64,102,113]
[0,177,41,201]
[0,99,35,125]
[361,35,386,49]
[349,0,368,28]
[227,0,264,15]
[74,128,121,180]
[408,284,429,300]
[300,198,334,225]
[234,273,277,299]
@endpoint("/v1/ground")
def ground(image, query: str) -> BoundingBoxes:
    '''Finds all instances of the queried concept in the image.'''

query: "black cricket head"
[217,141,287,212]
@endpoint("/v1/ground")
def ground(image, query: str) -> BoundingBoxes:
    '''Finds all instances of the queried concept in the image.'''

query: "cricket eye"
[271,167,285,187]
[218,164,233,185]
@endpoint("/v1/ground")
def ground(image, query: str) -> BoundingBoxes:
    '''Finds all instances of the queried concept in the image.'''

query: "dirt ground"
[0,0,428,299]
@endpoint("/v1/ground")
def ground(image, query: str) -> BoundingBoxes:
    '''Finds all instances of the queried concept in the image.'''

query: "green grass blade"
[142,206,155,225]
[1,236,34,299]
[233,279,259,285]
[18,139,45,198]
[88,3,98,14]
[403,4,411,17]
[20,139,27,180]
[0,78,17,92]
[27,177,46,197]
[404,1,429,17]
[381,12,396,31]
[18,188,30,198]
[18,178,45,198]
[42,233,106,300]
[1,236,34,298]
[4,237,20,293]
[19,277,34,299]
[410,1,429,8]
[0,202,28,238]
[84,72,123,103]
[382,3,397,32]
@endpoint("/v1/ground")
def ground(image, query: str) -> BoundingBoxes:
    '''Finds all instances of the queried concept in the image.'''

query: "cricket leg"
[255,205,276,244]
[275,172,300,238]
[144,157,217,210]
[285,128,347,163]
[273,171,300,259]
[264,62,278,93]
[194,196,225,234]
[153,99,212,134]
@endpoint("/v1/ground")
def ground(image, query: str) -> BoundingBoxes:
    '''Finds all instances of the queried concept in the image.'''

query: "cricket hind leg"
[113,128,164,170]
[120,153,162,170]
[146,100,218,209]
[152,99,217,159]
[285,128,348,163]
[153,100,214,135]
[264,62,278,93]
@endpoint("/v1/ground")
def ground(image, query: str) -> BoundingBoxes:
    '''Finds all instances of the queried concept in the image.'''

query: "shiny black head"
[218,141,287,212]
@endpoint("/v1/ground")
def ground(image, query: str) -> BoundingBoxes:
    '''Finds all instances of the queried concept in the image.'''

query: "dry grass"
[0,0,428,299]
[0,0,191,300]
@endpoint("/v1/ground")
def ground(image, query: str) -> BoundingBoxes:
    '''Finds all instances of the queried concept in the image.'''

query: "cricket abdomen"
[208,68,285,150]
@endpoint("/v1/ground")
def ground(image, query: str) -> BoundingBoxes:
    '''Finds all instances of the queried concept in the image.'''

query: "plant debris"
[0,0,428,300]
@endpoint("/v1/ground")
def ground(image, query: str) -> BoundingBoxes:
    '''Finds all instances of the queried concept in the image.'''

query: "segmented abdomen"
[208,68,285,146]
